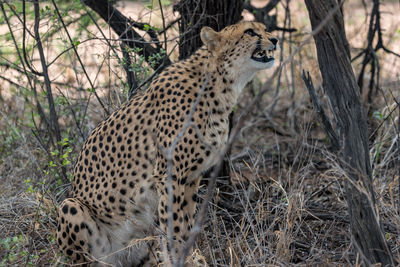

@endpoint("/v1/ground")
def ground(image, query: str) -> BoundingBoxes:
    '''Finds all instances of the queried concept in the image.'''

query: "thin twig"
[0,1,51,131]
[158,0,168,53]
[267,0,289,115]
[158,17,181,35]
[301,70,340,152]
[33,0,66,181]
[120,43,137,98]
[80,7,134,98]
[51,0,109,115]
[82,0,171,70]
[22,0,43,76]
[355,0,400,102]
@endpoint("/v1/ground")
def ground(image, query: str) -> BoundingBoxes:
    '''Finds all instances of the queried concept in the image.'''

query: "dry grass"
[0,0,399,266]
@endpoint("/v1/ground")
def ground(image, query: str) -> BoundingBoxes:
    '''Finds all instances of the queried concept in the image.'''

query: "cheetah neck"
[188,46,254,113]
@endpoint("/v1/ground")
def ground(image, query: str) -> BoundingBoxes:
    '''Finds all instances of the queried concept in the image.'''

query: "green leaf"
[373,110,383,120]
[143,24,151,31]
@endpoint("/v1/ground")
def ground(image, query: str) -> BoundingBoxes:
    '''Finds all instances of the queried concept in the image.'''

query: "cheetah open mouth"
[251,47,275,63]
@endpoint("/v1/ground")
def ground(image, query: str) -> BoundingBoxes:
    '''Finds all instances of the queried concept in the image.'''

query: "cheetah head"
[200,21,278,72]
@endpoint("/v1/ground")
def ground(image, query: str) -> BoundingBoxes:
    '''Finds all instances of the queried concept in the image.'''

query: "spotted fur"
[56,21,277,266]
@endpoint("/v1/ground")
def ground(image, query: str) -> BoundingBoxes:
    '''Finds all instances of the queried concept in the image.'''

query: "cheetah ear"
[200,26,221,51]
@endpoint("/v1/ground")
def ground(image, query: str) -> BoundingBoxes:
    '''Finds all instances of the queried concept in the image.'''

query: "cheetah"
[56,21,277,266]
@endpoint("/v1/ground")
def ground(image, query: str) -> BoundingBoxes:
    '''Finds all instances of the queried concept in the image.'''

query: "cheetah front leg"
[157,174,202,265]
[181,177,202,242]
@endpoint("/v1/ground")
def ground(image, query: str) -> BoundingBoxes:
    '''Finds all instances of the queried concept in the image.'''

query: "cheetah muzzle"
[251,43,276,63]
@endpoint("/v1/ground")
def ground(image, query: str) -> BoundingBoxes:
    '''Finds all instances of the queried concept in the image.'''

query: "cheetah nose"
[269,37,278,49]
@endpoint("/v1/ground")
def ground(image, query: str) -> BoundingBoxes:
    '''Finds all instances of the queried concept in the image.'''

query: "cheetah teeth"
[252,49,275,62]
[254,49,274,58]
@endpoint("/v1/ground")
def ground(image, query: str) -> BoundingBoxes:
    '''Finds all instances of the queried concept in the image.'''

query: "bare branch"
[243,0,297,32]
[301,70,340,152]
[0,1,52,133]
[51,0,109,115]
[82,0,171,71]
[23,0,43,76]
[33,0,67,181]
[355,0,400,103]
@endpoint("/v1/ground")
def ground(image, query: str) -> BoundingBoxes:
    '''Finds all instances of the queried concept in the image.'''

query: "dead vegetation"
[0,0,399,266]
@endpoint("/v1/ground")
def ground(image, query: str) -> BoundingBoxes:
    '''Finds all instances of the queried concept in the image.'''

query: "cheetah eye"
[244,29,257,36]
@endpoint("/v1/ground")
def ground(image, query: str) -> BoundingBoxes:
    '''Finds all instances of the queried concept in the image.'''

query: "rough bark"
[304,1,393,265]
[174,0,244,59]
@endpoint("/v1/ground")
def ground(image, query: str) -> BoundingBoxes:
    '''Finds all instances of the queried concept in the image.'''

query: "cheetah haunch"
[56,21,277,266]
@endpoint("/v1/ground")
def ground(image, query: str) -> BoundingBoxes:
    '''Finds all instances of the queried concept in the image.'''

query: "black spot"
[190,165,198,171]
[62,205,69,214]
[70,207,77,215]
[181,199,188,209]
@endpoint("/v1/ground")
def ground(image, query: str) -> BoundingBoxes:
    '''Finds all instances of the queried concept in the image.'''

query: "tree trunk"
[174,0,244,59]
[304,1,393,265]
